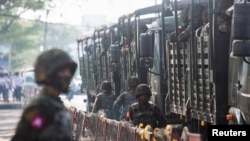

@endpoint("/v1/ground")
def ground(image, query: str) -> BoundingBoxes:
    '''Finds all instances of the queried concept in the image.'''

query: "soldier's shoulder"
[22,98,51,122]
[130,102,139,108]
[120,91,129,94]
[96,92,103,97]
[150,102,161,111]
[149,102,158,107]
[116,92,126,98]
[25,94,54,111]
[120,91,133,96]
[28,95,46,105]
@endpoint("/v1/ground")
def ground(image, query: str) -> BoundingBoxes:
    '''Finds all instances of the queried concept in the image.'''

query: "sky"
[20,0,162,69]
[21,0,161,27]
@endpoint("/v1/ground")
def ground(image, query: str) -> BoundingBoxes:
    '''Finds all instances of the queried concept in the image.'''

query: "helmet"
[34,48,77,84]
[127,77,140,88]
[135,84,152,98]
[101,81,112,91]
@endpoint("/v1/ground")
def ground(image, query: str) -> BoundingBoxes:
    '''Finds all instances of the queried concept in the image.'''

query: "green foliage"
[11,47,41,72]
[22,0,45,10]
[0,0,46,13]
[0,0,82,72]
[6,19,43,72]
[6,20,43,48]
[46,24,80,48]
[3,18,82,72]
[0,0,52,33]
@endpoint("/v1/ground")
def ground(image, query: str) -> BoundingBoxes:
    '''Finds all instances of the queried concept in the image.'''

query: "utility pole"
[43,9,49,51]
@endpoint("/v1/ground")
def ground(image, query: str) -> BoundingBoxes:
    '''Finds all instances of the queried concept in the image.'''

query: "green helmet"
[135,84,152,98]
[127,77,140,88]
[34,48,77,84]
[101,81,112,91]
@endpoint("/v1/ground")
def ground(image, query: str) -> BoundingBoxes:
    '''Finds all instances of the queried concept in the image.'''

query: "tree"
[6,19,44,71]
[5,19,82,72]
[0,0,49,33]
[0,0,51,72]
[46,23,80,49]
[0,0,82,72]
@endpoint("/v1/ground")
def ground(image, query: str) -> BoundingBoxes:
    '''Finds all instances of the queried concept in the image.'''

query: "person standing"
[11,48,77,141]
[113,76,139,120]
[12,72,24,101]
[2,73,11,102]
[125,84,167,129]
[0,73,5,101]
[92,80,115,119]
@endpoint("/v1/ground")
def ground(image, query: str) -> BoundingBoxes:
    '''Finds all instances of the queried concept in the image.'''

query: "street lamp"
[43,9,49,51]
[43,1,55,51]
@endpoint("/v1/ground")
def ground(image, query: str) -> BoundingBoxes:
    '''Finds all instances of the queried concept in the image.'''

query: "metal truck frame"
[77,0,250,140]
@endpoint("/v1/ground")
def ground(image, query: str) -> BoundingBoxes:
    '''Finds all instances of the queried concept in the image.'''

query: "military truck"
[77,35,96,111]
[118,0,249,139]
[77,0,250,140]
[138,0,249,140]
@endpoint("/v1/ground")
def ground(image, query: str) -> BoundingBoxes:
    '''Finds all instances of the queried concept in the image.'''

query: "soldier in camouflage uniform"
[125,84,167,129]
[113,77,140,121]
[11,48,77,141]
[92,81,115,119]
[170,4,205,42]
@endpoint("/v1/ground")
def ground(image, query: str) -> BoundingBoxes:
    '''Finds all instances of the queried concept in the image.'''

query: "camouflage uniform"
[92,81,115,119]
[11,90,73,141]
[170,4,205,42]
[217,0,234,33]
[11,48,77,141]
[113,77,139,120]
[126,84,167,129]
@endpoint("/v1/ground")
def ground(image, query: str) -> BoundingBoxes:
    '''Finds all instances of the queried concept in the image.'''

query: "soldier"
[217,0,234,33]
[170,4,205,42]
[92,80,115,119]
[11,48,77,141]
[113,76,140,120]
[125,84,167,129]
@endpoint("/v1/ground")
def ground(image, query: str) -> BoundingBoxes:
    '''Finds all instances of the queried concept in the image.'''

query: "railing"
[22,85,201,141]
[68,109,186,141]
[22,83,41,107]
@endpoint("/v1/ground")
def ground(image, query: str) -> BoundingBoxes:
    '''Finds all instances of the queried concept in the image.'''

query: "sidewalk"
[0,94,23,141]
[0,94,23,109]
[0,109,22,141]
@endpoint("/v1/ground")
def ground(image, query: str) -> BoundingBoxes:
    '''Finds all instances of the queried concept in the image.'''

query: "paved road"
[60,94,88,112]
[0,94,87,141]
[0,109,22,141]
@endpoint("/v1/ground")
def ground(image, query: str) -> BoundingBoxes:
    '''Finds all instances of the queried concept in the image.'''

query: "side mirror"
[232,2,250,56]
[232,40,250,56]
[139,32,154,68]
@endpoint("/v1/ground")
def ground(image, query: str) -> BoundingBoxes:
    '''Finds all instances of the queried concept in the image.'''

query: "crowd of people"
[0,71,24,102]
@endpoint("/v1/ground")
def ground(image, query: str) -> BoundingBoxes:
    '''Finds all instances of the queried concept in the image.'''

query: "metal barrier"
[22,84,41,107]
[69,110,185,141]
[22,85,201,141]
